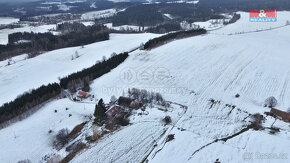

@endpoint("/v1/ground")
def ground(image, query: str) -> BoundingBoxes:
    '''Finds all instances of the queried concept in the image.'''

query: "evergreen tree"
[94,99,106,124]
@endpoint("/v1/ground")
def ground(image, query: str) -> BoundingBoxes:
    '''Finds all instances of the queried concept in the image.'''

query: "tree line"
[0,52,129,126]
[0,24,109,61]
[60,52,129,92]
[146,22,181,34]
[143,28,207,50]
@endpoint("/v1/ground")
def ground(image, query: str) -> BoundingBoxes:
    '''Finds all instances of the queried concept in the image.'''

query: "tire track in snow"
[223,52,261,92]
[278,71,290,106]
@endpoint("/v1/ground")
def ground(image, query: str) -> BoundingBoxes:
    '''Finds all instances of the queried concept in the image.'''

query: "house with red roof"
[77,90,90,99]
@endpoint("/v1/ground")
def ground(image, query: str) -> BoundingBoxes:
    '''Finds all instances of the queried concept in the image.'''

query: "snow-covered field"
[81,9,117,20]
[214,11,290,35]
[0,11,290,163]
[0,33,159,106]
[0,24,57,45]
[0,17,19,26]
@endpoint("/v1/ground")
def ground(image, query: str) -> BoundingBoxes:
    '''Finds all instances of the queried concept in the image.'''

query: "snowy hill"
[0,11,290,163]
[0,33,159,106]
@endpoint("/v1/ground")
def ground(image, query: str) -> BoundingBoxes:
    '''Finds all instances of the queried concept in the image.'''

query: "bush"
[235,94,240,98]
[17,159,31,163]
[264,96,277,108]
[166,134,175,142]
[163,116,172,125]
[66,142,87,153]
[62,142,88,163]
[251,113,264,130]
[46,155,62,163]
[68,122,86,140]
[53,128,70,150]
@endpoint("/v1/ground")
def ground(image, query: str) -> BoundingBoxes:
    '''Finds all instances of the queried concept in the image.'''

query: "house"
[270,108,290,122]
[118,96,133,107]
[106,105,121,117]
[77,91,90,98]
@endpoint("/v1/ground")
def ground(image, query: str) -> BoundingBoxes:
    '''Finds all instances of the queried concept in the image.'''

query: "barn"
[270,108,290,122]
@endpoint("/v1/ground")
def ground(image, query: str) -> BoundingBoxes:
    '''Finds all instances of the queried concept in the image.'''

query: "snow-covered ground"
[0,98,95,162]
[0,33,159,106]
[0,54,28,68]
[1,11,290,163]
[81,9,117,20]
[0,17,19,26]
[81,21,95,26]
[0,24,57,45]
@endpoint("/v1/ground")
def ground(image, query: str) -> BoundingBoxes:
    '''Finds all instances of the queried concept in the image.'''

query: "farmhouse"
[270,108,290,122]
[77,90,90,98]
[106,105,121,117]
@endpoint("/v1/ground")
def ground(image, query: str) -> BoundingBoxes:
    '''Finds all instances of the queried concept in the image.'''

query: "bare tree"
[264,96,278,108]
[110,95,117,104]
[53,128,70,150]
[75,51,79,58]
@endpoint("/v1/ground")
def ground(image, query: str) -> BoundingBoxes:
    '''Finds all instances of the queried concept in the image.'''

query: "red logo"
[250,9,277,22]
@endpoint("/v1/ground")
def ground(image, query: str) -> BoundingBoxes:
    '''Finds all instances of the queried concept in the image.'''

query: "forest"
[111,3,228,27]
[112,4,164,27]
[0,24,109,61]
